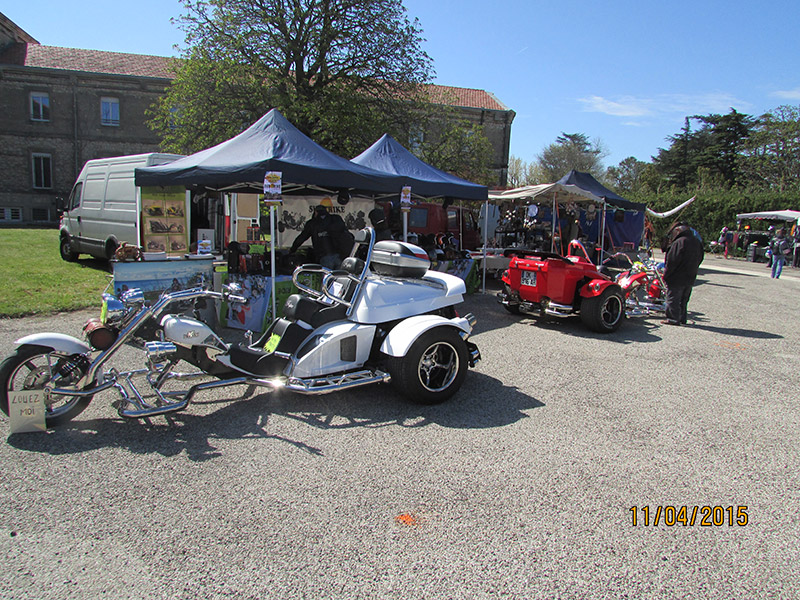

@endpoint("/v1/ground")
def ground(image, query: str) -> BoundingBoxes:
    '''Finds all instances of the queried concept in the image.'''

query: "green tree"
[693,109,754,187]
[604,156,649,194]
[652,110,754,191]
[506,155,543,187]
[652,118,703,190]
[149,0,434,157]
[419,116,494,186]
[741,105,800,191]
[536,132,607,181]
[507,155,526,188]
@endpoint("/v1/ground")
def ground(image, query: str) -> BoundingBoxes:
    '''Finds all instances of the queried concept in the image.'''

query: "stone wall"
[0,66,167,223]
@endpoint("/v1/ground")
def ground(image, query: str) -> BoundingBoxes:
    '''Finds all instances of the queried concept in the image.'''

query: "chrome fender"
[381,315,472,358]
[14,333,91,355]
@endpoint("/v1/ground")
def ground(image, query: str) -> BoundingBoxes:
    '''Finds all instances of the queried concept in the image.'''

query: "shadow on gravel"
[697,267,759,278]
[694,276,742,289]
[275,370,542,433]
[686,324,782,339]
[513,315,664,344]
[6,373,542,460]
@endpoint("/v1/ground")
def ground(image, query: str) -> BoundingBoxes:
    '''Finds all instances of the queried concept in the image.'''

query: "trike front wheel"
[0,345,94,428]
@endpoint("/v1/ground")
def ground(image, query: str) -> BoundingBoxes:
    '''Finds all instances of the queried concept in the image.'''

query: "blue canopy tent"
[134,109,411,319]
[134,109,407,195]
[557,170,646,251]
[352,133,489,288]
[351,134,488,201]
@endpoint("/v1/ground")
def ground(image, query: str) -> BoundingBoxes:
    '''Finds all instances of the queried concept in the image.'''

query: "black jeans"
[665,284,692,324]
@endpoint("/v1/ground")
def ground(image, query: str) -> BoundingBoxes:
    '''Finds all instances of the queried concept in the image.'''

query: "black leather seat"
[227,257,366,376]
[228,317,312,376]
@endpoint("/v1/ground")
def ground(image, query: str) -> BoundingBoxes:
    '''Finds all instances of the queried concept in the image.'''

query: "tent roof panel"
[351,134,487,201]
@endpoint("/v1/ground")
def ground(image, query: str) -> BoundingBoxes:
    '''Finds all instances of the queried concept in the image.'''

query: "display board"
[277,195,374,248]
[220,274,295,332]
[140,186,189,256]
[113,259,214,302]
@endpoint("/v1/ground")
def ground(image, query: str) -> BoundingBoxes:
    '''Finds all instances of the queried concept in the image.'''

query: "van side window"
[409,207,428,228]
[68,182,83,210]
[447,209,458,230]
[464,212,476,231]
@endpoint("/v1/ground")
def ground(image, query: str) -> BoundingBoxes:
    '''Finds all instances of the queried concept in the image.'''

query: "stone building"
[0,13,514,225]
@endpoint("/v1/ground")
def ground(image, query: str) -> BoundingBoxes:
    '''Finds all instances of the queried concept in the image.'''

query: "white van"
[59,153,183,261]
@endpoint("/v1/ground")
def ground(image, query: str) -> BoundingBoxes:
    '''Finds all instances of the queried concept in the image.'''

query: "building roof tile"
[1,43,177,79]
[1,43,509,111]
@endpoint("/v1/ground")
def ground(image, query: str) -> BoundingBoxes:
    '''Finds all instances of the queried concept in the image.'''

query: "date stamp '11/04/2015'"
[630,506,748,527]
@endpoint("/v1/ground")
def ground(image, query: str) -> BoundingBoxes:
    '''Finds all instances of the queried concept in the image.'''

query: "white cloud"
[771,87,800,100]
[579,92,751,121]
[578,96,651,117]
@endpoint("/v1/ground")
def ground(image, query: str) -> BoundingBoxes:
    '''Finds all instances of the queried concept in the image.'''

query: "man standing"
[770,228,791,279]
[289,205,354,269]
[661,223,705,326]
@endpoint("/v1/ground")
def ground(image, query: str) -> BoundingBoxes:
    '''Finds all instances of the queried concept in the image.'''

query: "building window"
[32,208,50,222]
[32,153,53,189]
[30,92,50,121]
[101,97,120,126]
[0,207,23,222]
[409,125,425,154]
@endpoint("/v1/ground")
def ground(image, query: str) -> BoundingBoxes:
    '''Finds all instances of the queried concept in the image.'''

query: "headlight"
[101,293,126,325]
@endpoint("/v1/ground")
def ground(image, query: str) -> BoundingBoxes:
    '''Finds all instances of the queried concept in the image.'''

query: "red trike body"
[498,241,626,333]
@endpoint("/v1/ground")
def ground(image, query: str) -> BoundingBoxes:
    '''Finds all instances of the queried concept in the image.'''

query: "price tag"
[8,389,47,433]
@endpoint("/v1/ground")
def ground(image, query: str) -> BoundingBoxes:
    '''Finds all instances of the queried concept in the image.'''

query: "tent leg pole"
[599,201,606,265]
[482,200,488,294]
[270,205,277,323]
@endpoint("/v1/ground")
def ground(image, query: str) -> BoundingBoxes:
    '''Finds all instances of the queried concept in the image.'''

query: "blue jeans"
[771,255,785,278]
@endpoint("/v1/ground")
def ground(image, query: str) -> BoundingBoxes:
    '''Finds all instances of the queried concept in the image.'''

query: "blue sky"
[6,1,800,168]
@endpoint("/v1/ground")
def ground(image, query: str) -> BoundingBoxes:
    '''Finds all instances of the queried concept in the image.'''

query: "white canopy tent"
[487,182,604,253]
[479,183,604,292]
[736,210,800,222]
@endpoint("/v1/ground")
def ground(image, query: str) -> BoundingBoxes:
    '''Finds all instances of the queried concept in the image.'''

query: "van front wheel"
[104,240,119,261]
[59,237,78,262]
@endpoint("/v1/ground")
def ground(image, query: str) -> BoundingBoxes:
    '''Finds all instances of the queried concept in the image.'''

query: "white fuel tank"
[161,315,227,350]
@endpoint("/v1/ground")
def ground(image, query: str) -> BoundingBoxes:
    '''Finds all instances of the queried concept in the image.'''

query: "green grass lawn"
[0,229,110,317]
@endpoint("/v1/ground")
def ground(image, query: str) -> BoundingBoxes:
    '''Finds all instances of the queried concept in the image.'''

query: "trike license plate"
[520,271,537,287]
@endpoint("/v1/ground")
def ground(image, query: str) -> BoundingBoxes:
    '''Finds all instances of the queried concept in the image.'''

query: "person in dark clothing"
[289,205,354,269]
[368,207,393,241]
[661,223,705,326]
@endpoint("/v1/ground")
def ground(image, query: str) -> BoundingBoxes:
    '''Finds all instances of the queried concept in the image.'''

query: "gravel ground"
[1,256,798,599]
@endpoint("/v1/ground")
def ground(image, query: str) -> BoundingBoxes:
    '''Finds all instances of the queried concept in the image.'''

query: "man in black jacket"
[661,223,704,326]
[289,205,354,269]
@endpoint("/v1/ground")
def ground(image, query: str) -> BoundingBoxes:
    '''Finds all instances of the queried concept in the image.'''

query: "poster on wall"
[141,186,189,256]
[263,171,283,206]
[401,185,412,211]
[277,195,374,248]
